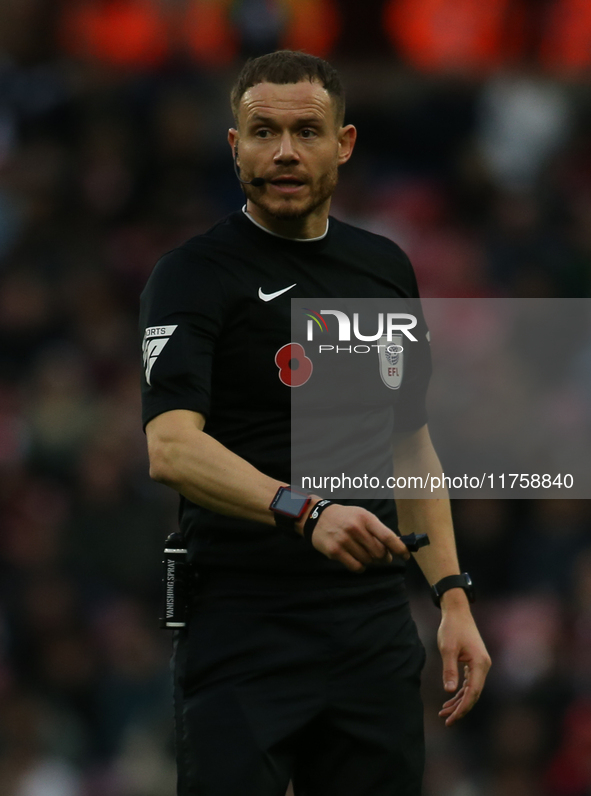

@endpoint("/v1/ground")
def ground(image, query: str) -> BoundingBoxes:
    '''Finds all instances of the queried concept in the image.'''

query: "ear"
[228,128,239,159]
[337,124,357,166]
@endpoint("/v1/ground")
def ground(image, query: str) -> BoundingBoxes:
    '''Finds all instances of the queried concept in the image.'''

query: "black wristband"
[430,573,475,608]
[302,499,333,544]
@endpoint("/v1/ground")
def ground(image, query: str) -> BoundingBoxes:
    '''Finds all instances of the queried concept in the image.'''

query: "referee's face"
[229,80,356,237]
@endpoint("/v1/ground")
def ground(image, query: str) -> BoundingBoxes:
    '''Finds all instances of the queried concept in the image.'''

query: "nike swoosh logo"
[258,283,297,302]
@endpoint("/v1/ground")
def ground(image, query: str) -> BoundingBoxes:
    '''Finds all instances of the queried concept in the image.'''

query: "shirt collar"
[242,205,329,242]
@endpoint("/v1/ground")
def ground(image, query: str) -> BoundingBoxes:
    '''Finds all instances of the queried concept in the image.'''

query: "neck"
[245,198,330,239]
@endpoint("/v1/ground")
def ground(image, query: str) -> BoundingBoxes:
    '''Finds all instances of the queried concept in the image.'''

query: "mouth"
[269,177,306,194]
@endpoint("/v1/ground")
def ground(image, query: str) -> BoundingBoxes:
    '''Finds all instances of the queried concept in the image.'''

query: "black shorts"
[173,573,426,796]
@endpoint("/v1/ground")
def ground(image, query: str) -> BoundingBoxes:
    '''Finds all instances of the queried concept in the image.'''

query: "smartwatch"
[269,486,311,534]
[431,572,475,608]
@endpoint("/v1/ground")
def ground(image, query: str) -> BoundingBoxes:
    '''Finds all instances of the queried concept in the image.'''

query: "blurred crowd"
[1,2,591,795]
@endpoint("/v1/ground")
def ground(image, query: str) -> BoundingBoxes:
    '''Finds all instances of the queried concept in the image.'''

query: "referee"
[140,51,490,796]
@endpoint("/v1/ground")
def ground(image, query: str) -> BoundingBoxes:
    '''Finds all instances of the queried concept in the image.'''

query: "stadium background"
[1,1,591,794]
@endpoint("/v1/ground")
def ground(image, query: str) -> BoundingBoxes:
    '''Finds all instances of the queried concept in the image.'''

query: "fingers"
[364,515,411,560]
[339,541,392,571]
[439,690,466,722]
[343,538,375,567]
[441,650,460,694]
[327,538,382,573]
[374,550,394,565]
[356,535,393,565]
[352,525,391,560]
[439,665,468,721]
[440,685,476,726]
[338,550,366,573]
[312,505,402,570]
[439,661,488,726]
[343,537,393,567]
[440,685,467,712]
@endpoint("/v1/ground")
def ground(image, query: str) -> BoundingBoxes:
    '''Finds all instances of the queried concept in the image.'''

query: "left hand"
[437,604,491,726]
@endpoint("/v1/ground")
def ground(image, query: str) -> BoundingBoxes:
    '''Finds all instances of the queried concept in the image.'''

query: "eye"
[256,129,272,138]
[300,128,317,139]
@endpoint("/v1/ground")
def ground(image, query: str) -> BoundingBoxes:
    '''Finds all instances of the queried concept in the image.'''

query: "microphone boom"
[233,152,265,187]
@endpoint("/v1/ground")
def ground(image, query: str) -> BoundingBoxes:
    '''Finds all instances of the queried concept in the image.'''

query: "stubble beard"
[245,165,339,221]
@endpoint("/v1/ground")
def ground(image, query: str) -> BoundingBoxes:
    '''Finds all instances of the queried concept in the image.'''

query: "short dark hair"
[231,50,345,127]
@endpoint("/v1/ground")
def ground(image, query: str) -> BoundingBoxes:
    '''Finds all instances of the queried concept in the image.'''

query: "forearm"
[395,497,469,610]
[147,410,415,571]
[396,497,458,583]
[393,425,468,609]
[147,410,287,525]
[394,427,490,720]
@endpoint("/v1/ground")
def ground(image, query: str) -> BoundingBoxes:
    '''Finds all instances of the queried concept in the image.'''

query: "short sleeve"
[139,247,229,429]
[393,257,432,432]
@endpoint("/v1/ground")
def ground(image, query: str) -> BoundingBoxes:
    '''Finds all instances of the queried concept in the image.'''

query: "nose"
[274,132,299,164]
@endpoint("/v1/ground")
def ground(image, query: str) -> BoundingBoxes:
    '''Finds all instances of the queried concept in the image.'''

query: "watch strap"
[273,511,299,532]
[431,573,475,608]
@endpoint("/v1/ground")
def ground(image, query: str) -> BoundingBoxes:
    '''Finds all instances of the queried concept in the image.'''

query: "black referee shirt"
[140,209,431,583]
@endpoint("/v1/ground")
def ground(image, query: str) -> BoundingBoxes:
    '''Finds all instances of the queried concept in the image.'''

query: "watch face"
[272,489,309,517]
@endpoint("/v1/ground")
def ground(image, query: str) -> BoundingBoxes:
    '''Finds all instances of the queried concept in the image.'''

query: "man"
[140,51,490,796]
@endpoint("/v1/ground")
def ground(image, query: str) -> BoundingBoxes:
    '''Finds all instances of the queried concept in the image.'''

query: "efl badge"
[378,333,404,389]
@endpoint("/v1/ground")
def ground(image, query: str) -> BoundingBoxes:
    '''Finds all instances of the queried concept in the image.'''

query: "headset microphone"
[233,150,265,187]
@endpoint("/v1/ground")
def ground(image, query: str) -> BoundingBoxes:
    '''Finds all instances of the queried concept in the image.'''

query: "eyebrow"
[248,115,324,127]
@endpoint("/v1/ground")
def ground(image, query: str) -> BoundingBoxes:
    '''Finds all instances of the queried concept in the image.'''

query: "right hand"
[303,501,411,573]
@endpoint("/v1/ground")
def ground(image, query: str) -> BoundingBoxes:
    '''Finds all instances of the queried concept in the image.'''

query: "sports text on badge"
[142,325,178,385]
